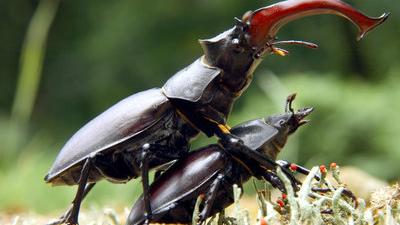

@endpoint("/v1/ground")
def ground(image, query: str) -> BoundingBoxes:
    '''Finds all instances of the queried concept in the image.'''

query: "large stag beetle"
[127,95,313,225]
[45,0,388,224]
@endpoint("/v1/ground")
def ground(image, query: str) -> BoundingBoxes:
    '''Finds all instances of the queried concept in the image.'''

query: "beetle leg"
[81,183,96,200]
[62,157,93,225]
[198,107,227,127]
[217,131,275,167]
[199,173,225,224]
[277,160,311,175]
[310,187,357,204]
[219,134,291,177]
[142,202,179,225]
[262,168,301,192]
[219,132,301,190]
[197,107,234,136]
[261,171,286,193]
[47,183,96,225]
[140,143,152,224]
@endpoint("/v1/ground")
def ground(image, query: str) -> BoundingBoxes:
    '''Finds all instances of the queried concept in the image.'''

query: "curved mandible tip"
[247,0,389,47]
[356,12,389,40]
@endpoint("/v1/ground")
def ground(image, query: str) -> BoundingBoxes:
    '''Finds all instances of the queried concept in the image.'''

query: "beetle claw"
[298,119,310,126]
[247,0,389,49]
[220,133,244,149]
[46,206,73,225]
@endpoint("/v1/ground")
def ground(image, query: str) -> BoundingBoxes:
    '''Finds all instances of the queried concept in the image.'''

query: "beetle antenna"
[234,17,244,27]
[271,46,289,56]
[273,40,318,49]
[285,93,297,113]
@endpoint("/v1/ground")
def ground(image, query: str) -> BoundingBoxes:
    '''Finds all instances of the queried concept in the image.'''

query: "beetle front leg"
[140,143,152,224]
[218,133,289,176]
[261,171,286,193]
[277,160,313,176]
[214,122,277,169]
[198,173,225,224]
[220,139,301,190]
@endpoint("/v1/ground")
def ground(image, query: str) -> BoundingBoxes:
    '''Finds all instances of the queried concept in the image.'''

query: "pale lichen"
[4,166,400,225]
[209,165,400,225]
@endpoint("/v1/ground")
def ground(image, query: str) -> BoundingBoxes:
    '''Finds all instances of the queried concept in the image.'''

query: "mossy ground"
[2,166,399,225]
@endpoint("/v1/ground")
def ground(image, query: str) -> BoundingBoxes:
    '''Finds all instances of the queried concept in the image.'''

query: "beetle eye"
[232,38,244,53]
[279,119,286,126]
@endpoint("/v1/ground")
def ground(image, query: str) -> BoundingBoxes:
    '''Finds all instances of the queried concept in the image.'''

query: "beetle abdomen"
[45,88,172,183]
[127,146,226,225]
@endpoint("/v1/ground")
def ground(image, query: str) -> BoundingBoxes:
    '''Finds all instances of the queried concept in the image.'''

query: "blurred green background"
[1,0,399,215]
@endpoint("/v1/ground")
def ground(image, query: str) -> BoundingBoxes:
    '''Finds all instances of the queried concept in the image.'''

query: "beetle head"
[200,0,388,73]
[266,93,313,147]
[199,22,255,76]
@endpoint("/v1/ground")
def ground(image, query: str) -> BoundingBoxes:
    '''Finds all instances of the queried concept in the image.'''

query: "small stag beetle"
[45,0,388,224]
[127,95,313,225]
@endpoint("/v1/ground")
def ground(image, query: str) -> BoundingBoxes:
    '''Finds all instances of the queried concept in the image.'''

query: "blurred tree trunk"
[340,19,368,79]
